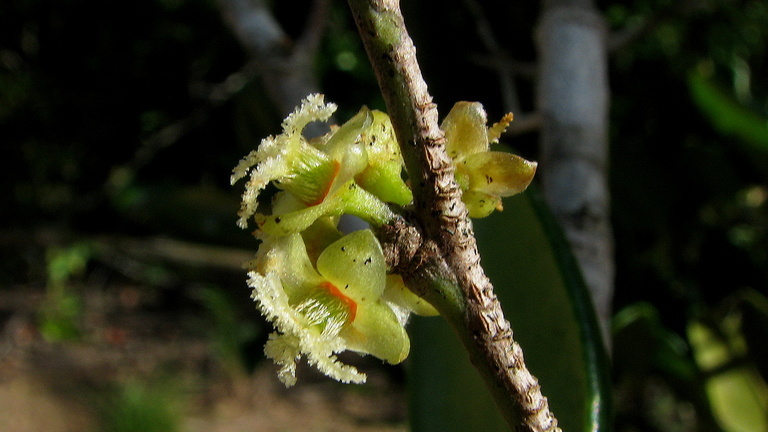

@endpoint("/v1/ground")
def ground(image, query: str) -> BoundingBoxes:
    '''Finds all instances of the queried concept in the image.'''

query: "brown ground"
[0,282,408,432]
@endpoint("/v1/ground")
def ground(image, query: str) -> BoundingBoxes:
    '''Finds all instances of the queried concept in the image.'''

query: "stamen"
[306,161,341,206]
[294,281,358,337]
[320,281,358,322]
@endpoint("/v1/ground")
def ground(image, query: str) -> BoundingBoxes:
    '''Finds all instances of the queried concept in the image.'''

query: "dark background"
[2,0,767,431]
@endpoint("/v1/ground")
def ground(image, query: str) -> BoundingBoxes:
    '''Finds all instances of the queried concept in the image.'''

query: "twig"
[100,236,255,272]
[104,60,261,196]
[461,0,542,135]
[216,0,330,137]
[607,0,699,53]
[461,0,521,114]
[295,0,331,60]
[346,1,561,431]
[505,112,544,136]
[468,53,538,81]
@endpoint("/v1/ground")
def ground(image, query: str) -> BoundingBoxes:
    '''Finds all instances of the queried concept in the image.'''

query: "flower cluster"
[232,94,434,386]
[231,94,411,233]
[232,95,535,386]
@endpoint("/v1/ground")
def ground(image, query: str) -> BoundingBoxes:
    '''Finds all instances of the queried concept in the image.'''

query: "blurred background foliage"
[2,0,768,431]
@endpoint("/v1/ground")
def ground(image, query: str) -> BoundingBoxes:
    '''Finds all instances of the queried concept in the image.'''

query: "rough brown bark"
[347,1,561,430]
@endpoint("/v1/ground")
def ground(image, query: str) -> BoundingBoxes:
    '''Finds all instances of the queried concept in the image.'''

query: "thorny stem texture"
[346,0,561,431]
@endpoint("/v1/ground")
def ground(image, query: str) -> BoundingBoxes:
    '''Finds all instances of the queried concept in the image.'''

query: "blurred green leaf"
[613,302,726,431]
[97,378,185,432]
[198,285,261,374]
[688,320,768,432]
[46,243,92,286]
[38,289,83,341]
[738,289,768,383]
[688,69,768,154]
[409,189,611,432]
[39,243,92,341]
[613,302,696,382]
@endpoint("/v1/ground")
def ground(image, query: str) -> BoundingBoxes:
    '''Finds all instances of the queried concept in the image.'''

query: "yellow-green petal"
[462,190,503,219]
[278,146,339,206]
[323,106,373,160]
[342,300,410,364]
[382,274,439,317]
[441,101,490,159]
[322,106,371,188]
[333,141,369,193]
[257,234,323,301]
[459,151,537,197]
[316,229,386,303]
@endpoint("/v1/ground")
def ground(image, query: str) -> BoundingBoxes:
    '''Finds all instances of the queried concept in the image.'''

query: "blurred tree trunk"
[536,0,614,349]
[217,0,330,136]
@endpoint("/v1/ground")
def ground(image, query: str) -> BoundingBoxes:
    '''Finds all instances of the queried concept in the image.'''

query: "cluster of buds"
[231,94,535,386]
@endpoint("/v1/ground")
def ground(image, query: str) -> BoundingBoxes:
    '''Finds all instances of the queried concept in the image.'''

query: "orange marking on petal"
[307,160,341,206]
[320,281,357,322]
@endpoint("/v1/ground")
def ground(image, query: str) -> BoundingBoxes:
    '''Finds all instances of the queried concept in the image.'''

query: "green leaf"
[738,289,768,384]
[97,378,184,432]
[688,319,768,432]
[613,302,697,383]
[687,70,768,153]
[409,188,611,432]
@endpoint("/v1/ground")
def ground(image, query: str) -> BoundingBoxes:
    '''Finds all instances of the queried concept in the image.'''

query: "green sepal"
[356,110,413,205]
[356,162,413,206]
[315,229,410,365]
[258,181,396,236]
[382,274,439,317]
[300,217,344,266]
[325,107,412,206]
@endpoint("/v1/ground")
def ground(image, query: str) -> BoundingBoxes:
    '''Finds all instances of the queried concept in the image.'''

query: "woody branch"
[346,0,561,431]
